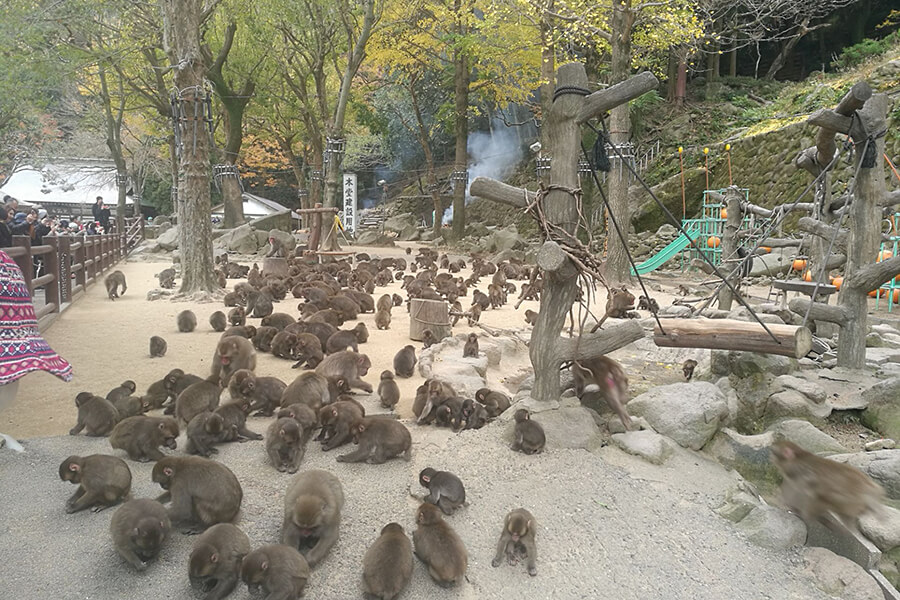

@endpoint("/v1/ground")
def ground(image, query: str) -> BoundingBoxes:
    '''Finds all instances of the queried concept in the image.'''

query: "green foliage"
[142,175,173,215]
[832,30,900,70]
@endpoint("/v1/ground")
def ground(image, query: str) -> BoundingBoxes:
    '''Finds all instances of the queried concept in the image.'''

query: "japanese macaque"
[228,306,246,327]
[362,523,413,600]
[209,311,227,333]
[109,416,179,462]
[58,454,132,513]
[212,335,257,388]
[281,470,344,568]
[375,308,391,330]
[70,392,119,437]
[475,388,511,418]
[317,400,365,451]
[110,498,170,570]
[419,468,465,515]
[378,370,400,410]
[491,508,538,576]
[150,336,167,358]
[422,329,436,349]
[393,345,417,378]
[463,333,479,358]
[105,270,127,300]
[178,310,198,332]
[571,356,632,431]
[337,417,412,464]
[511,409,545,455]
[770,440,886,529]
[158,268,176,289]
[524,309,538,326]
[240,545,310,599]
[412,503,467,587]
[152,456,243,534]
[185,412,230,457]
[266,417,308,474]
[467,304,481,326]
[315,351,372,393]
[682,359,698,381]
[637,295,659,313]
[189,523,251,600]
[591,285,636,332]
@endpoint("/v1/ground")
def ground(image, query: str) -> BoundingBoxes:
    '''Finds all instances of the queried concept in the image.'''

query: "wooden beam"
[789,298,850,326]
[468,176,533,209]
[807,109,853,134]
[760,237,802,248]
[845,245,900,292]
[576,71,659,124]
[798,216,848,249]
[653,318,812,358]
[743,201,816,218]
[555,320,644,362]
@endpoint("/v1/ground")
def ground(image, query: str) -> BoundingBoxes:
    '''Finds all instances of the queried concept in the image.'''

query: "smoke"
[442,120,522,225]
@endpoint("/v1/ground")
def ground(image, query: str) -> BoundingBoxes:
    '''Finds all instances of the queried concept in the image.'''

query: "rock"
[250,210,292,233]
[156,225,179,251]
[866,347,900,365]
[706,429,778,484]
[860,377,900,440]
[485,225,525,252]
[865,439,896,451]
[627,382,728,450]
[656,224,677,237]
[382,213,417,234]
[658,305,692,318]
[262,229,296,256]
[800,547,884,600]
[491,249,526,264]
[466,222,490,238]
[735,506,807,551]
[767,420,846,454]
[153,215,172,226]
[355,230,395,247]
[715,481,764,523]
[527,407,601,450]
[710,350,797,378]
[397,225,420,241]
[727,307,785,324]
[610,430,673,465]
[156,221,172,235]
[214,224,259,254]
[860,505,900,552]
[770,375,826,404]
[866,332,886,348]
[829,450,900,500]
[419,229,440,242]
[765,390,832,423]
[428,360,485,399]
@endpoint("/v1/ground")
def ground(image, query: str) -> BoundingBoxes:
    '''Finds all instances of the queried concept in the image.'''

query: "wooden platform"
[772,280,838,309]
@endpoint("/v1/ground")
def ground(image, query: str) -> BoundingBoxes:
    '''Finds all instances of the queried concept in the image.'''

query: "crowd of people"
[0,195,116,249]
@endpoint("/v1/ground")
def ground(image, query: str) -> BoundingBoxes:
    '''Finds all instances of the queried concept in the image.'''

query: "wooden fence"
[4,217,144,329]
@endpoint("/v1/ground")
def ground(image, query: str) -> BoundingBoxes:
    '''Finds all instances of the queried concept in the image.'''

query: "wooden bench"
[772,280,838,309]
[314,250,356,264]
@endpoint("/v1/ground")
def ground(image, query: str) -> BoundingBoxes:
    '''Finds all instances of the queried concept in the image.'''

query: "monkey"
[212,335,257,388]
[317,400,366,450]
[216,269,226,288]
[280,372,334,412]
[209,311,227,332]
[228,369,287,416]
[676,284,690,296]
[70,392,120,436]
[110,416,180,462]
[105,270,127,300]
[276,403,319,435]
[140,378,170,412]
[178,310,198,332]
[260,312,296,331]
[419,468,465,515]
[228,306,246,327]
[474,388,511,418]
[375,308,391,330]
[416,379,456,425]
[511,409,545,454]
[737,246,753,279]
[770,440,886,529]
[189,523,251,600]
[468,303,482,326]
[223,291,241,307]
[463,333,479,358]
[524,309,538,326]
[165,368,205,402]
[282,469,344,568]
[412,503,467,587]
[271,331,299,360]
[488,283,504,308]
[682,359,698,381]
[315,350,373,393]
[106,380,137,406]
[185,411,230,457]
[250,291,274,319]
[435,397,464,428]
[158,268,176,289]
[325,329,359,354]
[221,325,257,339]
[422,329,436,349]
[215,398,263,441]
[457,399,488,430]
[58,454,131,513]
[378,370,400,410]
[153,456,243,533]
[112,395,144,419]
[492,508,538,576]
[393,345,417,378]
[110,499,170,570]
[252,325,279,352]
[337,417,412,463]
[150,335,167,358]
[376,293,393,313]
[450,300,463,326]
[307,308,344,327]
[266,417,308,473]
[591,286,635,332]
[392,293,403,306]
[571,356,632,430]
[472,289,490,310]
[175,374,222,426]
[352,321,369,343]
[292,333,324,369]
[363,523,413,600]
[240,545,310,599]
[637,295,659,313]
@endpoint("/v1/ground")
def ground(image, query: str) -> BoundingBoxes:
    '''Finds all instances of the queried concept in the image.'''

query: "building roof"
[212,192,300,221]
[0,159,133,207]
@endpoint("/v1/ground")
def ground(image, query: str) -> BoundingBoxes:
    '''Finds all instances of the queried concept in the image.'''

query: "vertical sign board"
[342,173,357,233]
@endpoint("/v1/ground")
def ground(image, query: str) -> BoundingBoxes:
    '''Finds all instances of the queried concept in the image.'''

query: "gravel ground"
[1,415,830,600]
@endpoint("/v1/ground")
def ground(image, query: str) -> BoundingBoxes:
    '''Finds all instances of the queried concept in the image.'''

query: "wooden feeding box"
[409,298,452,342]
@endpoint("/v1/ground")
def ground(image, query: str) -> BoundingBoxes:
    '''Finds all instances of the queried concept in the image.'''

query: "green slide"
[630,223,702,275]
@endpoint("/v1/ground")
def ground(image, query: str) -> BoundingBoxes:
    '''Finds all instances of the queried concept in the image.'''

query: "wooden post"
[309,203,323,252]
[409,298,452,342]
[717,186,743,310]
[58,236,72,304]
[74,239,86,293]
[43,237,61,313]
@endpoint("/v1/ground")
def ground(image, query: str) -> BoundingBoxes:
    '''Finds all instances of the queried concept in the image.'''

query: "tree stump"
[262,257,288,278]
[409,299,451,342]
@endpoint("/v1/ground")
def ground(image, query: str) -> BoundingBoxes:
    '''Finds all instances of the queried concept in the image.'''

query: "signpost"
[342,173,357,233]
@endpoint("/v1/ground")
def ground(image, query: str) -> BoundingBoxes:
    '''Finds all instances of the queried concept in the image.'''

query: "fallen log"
[653,318,812,358]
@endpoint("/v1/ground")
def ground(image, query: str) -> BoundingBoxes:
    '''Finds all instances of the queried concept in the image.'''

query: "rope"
[553,85,591,101]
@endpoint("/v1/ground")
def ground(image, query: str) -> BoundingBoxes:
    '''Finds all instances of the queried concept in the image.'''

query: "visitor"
[0,206,12,248]
[91,196,103,224]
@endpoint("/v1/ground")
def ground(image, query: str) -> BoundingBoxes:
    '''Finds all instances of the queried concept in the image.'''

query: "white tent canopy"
[0,159,132,209]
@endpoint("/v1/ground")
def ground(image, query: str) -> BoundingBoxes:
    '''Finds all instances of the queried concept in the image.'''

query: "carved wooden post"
[58,236,72,304]
[717,186,743,310]
[43,237,61,313]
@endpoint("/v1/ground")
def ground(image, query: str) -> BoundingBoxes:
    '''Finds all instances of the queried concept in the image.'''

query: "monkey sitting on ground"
[524,309,538,326]
[70,392,120,436]
[105,270,127,300]
[209,311,227,332]
[150,336,167,358]
[393,346,417,378]
[467,303,482,326]
[178,310,198,332]
[281,469,344,568]
[215,398,263,442]
[413,503,467,587]
[240,545,310,599]
[422,329,436,349]
[591,286,635,332]
[106,380,137,405]
[511,409,545,455]
[228,369,286,416]
[337,417,412,463]
[317,400,365,450]
[267,417,309,474]
[463,333,479,358]
[770,440,886,529]
[363,523,413,599]
[475,388,511,418]
[378,370,400,410]
[189,523,251,600]
[175,374,221,426]
[110,499,170,570]
[212,335,257,389]
[157,268,176,289]
[375,308,391,330]
[637,295,659,314]
[457,399,488,430]
[185,412,231,458]
[59,454,131,513]
[153,456,243,534]
[571,356,632,430]
[419,468,465,515]
[682,359,698,381]
[110,416,180,462]
[491,508,538,576]
[228,306,246,327]
[315,350,373,393]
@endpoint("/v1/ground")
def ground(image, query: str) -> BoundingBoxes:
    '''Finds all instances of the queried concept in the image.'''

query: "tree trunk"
[162,0,218,294]
[604,0,635,285]
[666,51,677,102]
[97,61,128,232]
[717,187,743,310]
[729,48,737,77]
[451,0,470,240]
[675,60,687,108]
[764,19,810,80]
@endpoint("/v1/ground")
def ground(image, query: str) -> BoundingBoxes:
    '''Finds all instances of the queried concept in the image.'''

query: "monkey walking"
[105,270,127,300]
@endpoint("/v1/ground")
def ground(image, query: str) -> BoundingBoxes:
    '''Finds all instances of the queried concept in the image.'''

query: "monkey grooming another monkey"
[70,392,120,436]
[419,468,465,515]
[413,503,467,587]
[511,409,545,455]
[150,336,167,358]
[109,416,179,462]
[105,270,127,300]
[59,454,132,513]
[770,440,886,529]
[363,523,413,600]
[463,333,479,358]
[282,469,344,568]
[492,508,538,576]
[110,498,170,570]
[153,456,243,534]
[337,417,412,464]
[241,545,310,599]
[475,388,511,417]
[189,523,251,600]
[378,370,400,410]
[178,310,198,332]
[393,345,417,378]
[571,356,632,431]
[682,359,698,381]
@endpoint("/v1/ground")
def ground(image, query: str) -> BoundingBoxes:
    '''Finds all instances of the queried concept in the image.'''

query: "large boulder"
[830,449,900,500]
[627,382,729,450]
[355,230,395,247]
[800,547,884,600]
[610,430,673,465]
[529,406,601,451]
[214,224,259,254]
[261,229,296,256]
[710,350,797,378]
[156,225,179,251]
[250,210,292,233]
[383,213,417,234]
[735,506,807,550]
[765,390,832,424]
[484,225,525,252]
[861,377,900,440]
[860,505,900,552]
[397,225,420,241]
[768,420,846,455]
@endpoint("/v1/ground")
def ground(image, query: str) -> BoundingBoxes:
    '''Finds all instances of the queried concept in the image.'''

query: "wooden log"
[759,237,802,248]
[555,320,644,362]
[576,71,659,124]
[468,177,534,209]
[409,298,451,342]
[262,257,288,278]
[788,298,850,326]
[653,318,812,358]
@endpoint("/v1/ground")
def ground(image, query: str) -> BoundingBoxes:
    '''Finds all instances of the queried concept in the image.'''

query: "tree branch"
[554,320,644,362]
[846,255,900,293]
[468,176,533,209]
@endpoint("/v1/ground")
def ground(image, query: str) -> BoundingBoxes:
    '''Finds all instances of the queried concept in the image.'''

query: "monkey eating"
[378,370,400,410]
[413,503,467,587]
[419,468,466,515]
[110,498,170,570]
[189,523,251,600]
[281,469,344,568]
[491,508,538,576]
[59,454,132,513]
[70,392,120,437]
[209,311,227,333]
[363,522,413,600]
[266,417,309,474]
[109,415,179,462]
[178,310,198,332]
[393,345,417,378]
[337,417,412,464]
[149,336,167,358]
[152,456,243,534]
[240,544,310,599]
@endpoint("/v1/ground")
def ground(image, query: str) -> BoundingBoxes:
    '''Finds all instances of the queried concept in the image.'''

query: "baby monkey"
[492,508,538,576]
